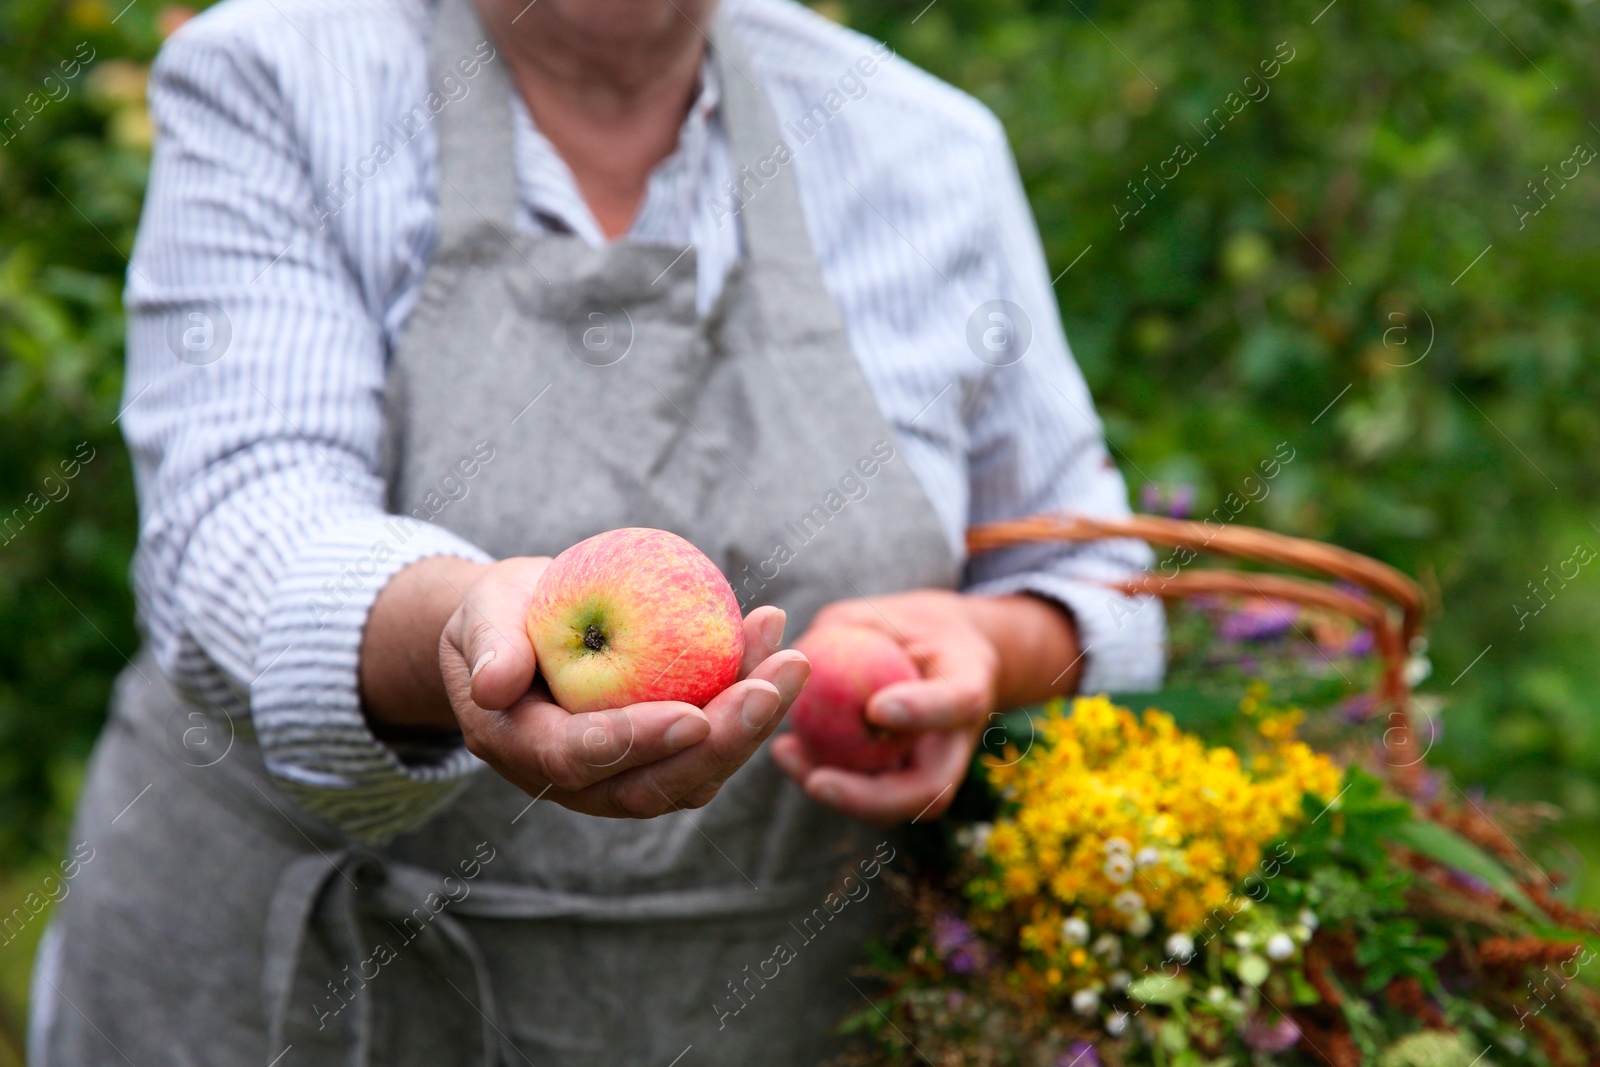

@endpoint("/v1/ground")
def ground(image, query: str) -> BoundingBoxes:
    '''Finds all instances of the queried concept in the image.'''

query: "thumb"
[865,642,994,732]
[443,558,546,711]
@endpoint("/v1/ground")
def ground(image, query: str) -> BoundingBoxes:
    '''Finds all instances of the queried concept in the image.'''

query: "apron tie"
[264,849,508,1067]
[263,846,826,1065]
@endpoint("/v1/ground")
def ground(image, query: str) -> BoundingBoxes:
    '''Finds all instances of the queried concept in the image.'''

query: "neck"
[473,0,713,236]
[476,0,710,109]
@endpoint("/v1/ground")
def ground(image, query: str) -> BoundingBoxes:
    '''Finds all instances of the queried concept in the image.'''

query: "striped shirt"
[121,0,1164,840]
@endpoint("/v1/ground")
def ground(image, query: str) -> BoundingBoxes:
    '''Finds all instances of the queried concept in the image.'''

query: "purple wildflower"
[1446,869,1493,896]
[1059,1041,1103,1067]
[1140,482,1163,514]
[1337,693,1379,724]
[1169,485,1195,519]
[932,914,973,955]
[1218,598,1297,642]
[1346,628,1374,658]
[1240,1013,1301,1052]
[931,914,987,974]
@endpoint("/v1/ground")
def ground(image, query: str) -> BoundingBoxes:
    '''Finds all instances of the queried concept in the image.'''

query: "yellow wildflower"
[976,693,1340,984]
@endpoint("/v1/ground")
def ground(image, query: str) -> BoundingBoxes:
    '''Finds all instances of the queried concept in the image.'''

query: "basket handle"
[965,512,1429,782]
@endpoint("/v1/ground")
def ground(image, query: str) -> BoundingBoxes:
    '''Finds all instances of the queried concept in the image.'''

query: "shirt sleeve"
[122,25,489,842]
[958,132,1166,696]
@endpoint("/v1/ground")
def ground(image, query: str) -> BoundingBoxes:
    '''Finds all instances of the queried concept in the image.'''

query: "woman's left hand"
[768,590,993,827]
[770,589,1083,827]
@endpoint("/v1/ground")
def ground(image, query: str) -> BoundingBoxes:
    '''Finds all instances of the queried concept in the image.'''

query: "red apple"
[789,625,919,772]
[527,528,744,714]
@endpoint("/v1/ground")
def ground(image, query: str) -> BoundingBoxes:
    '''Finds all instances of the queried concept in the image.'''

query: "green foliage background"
[0,0,1596,1057]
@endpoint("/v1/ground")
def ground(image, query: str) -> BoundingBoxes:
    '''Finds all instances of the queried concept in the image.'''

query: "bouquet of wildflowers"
[836,657,1600,1067]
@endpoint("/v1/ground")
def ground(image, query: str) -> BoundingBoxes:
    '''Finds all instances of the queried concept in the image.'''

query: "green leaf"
[1386,818,1545,923]
[1355,917,1448,992]
[1129,974,1193,1005]
[1159,1020,1191,1052]
[837,1004,887,1035]
[1288,768,1414,876]
[1288,967,1321,1005]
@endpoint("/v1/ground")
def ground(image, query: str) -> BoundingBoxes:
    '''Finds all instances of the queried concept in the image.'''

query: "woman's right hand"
[438,557,809,818]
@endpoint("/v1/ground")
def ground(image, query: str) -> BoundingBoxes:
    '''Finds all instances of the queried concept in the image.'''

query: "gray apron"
[37,1,958,1064]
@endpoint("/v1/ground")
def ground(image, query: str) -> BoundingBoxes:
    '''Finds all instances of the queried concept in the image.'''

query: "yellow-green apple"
[789,625,919,772]
[527,528,744,714]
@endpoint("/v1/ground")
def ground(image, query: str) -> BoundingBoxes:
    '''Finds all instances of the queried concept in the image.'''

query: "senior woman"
[33,0,1162,1062]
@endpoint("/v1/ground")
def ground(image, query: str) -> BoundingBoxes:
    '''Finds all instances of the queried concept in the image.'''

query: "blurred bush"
[845,0,1600,841]
[0,0,167,867]
[0,0,174,1054]
[0,0,1597,1053]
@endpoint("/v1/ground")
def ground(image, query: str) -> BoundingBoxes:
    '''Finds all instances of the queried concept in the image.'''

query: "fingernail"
[875,700,910,728]
[664,714,705,751]
[776,656,810,699]
[740,688,781,730]
[761,609,786,651]
[815,781,841,806]
[471,648,497,679]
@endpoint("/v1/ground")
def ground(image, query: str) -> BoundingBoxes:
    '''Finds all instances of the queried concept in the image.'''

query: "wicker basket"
[966,512,1429,787]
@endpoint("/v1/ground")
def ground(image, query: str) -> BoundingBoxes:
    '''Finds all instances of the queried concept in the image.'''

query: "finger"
[802,730,971,827]
[596,677,783,812]
[443,558,548,711]
[711,649,809,758]
[601,651,809,810]
[768,732,817,783]
[739,606,786,679]
[807,599,879,634]
[866,645,993,732]
[464,693,710,796]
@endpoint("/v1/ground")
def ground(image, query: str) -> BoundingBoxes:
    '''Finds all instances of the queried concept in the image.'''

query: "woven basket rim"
[965,511,1430,783]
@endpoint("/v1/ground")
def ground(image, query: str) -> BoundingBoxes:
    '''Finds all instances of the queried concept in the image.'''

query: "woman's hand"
[769,589,1081,827]
[437,557,809,819]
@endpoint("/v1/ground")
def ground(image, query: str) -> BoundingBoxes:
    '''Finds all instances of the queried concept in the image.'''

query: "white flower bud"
[1298,908,1318,931]
[1103,852,1135,885]
[1113,890,1145,916]
[1164,932,1195,963]
[1103,836,1132,855]
[1091,933,1122,963]
[1134,846,1162,869]
[1266,932,1295,961]
[1105,1010,1129,1036]
[1071,988,1100,1016]
[1128,911,1153,937]
[1061,917,1090,946]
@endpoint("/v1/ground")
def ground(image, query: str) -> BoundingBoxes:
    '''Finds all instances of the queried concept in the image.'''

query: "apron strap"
[262,851,342,1056]
[705,20,867,369]
[263,849,506,1067]
[705,22,807,273]
[432,0,518,261]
